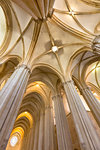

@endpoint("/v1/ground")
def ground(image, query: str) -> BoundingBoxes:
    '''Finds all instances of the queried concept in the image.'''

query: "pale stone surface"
[64,80,100,150]
[53,94,73,150]
[0,65,30,150]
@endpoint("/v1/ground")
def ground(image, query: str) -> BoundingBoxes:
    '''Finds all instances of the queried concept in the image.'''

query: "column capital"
[63,80,74,85]
[80,86,90,92]
[45,106,53,109]
[92,35,100,55]
[40,111,45,116]
[15,64,31,74]
[52,94,61,101]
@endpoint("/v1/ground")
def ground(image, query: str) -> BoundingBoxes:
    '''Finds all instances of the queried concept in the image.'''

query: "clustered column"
[0,64,31,150]
[27,127,34,150]
[63,80,100,150]
[21,127,34,150]
[33,117,40,150]
[21,133,28,150]
[80,86,100,127]
[38,110,44,150]
[52,93,73,150]
[33,107,56,150]
[44,105,55,150]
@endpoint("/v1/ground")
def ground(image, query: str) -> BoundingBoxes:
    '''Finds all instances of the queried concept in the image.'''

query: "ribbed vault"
[11,0,55,20]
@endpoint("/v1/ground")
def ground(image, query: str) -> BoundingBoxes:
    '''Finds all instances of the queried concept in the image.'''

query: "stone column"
[0,64,31,150]
[50,106,58,150]
[30,127,35,150]
[33,118,40,150]
[21,127,33,150]
[21,134,28,150]
[63,80,100,150]
[44,106,55,150]
[92,35,100,55]
[25,131,31,150]
[38,111,44,150]
[80,86,100,127]
[26,127,34,150]
[52,94,73,150]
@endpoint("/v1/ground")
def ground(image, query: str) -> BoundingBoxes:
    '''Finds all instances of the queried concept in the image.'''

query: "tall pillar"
[24,130,31,150]
[0,64,31,150]
[52,94,73,150]
[44,106,55,150]
[38,111,44,150]
[80,86,100,127]
[63,80,100,150]
[33,118,40,150]
[26,127,34,150]
[21,127,34,150]
[21,134,28,150]
[29,127,35,150]
[92,35,100,55]
[50,106,58,150]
